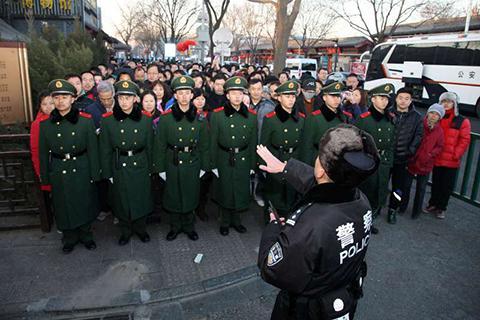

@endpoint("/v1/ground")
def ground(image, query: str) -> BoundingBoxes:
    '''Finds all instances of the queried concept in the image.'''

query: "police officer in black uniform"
[256,124,380,320]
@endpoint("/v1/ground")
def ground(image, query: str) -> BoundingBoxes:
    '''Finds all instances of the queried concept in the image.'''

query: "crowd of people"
[30,57,472,252]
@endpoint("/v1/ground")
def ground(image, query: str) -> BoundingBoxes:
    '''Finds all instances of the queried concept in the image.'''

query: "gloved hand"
[108,177,113,184]
[199,170,205,178]
[159,172,166,181]
[212,168,219,178]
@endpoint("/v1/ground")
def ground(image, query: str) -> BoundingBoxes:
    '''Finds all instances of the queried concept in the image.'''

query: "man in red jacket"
[426,92,471,219]
[404,104,445,219]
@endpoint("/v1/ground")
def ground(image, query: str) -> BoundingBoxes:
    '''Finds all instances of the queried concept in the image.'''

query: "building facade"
[0,0,100,37]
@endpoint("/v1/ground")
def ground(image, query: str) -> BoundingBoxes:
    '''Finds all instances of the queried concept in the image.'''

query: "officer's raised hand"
[256,145,286,173]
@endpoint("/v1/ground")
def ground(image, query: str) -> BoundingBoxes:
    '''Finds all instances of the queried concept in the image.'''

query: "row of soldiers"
[39,74,395,253]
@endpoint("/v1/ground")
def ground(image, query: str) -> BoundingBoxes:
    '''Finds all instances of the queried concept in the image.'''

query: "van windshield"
[302,63,316,71]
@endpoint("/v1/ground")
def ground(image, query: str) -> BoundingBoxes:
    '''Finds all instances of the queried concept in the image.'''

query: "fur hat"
[439,92,459,116]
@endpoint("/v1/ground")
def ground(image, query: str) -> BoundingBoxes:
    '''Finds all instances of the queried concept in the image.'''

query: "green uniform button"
[134,129,138,133]
[71,132,75,136]
[231,124,235,128]
[72,169,76,173]
[120,129,124,133]
[122,163,126,167]
[57,133,61,137]
[62,170,66,174]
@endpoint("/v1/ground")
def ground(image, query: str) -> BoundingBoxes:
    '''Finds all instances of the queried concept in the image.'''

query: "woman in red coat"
[426,92,471,219]
[404,104,444,219]
[30,90,55,191]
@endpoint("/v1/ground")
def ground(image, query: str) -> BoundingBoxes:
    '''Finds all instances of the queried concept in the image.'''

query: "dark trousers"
[403,172,429,217]
[197,172,213,214]
[219,207,242,228]
[166,210,195,233]
[429,166,458,211]
[389,163,409,210]
[119,216,147,237]
[151,176,164,217]
[97,179,111,212]
[62,223,93,246]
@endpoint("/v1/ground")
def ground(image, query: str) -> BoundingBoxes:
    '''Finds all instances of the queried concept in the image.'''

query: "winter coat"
[407,118,444,176]
[30,111,51,191]
[390,104,423,164]
[434,108,471,168]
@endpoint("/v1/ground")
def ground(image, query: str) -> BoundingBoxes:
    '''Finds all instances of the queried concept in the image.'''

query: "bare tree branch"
[204,0,232,58]
[329,0,430,45]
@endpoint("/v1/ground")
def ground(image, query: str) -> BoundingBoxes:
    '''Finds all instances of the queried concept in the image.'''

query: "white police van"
[363,33,480,116]
[285,58,318,79]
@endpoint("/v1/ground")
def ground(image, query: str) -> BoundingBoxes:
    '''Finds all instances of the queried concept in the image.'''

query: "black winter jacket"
[390,104,423,164]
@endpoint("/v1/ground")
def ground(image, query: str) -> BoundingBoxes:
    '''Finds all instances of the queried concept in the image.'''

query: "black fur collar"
[113,104,142,121]
[320,103,343,122]
[299,183,358,207]
[50,107,79,124]
[172,102,196,122]
[275,103,299,122]
[369,106,393,122]
[224,102,249,118]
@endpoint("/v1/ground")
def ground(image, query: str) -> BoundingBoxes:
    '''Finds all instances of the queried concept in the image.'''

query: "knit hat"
[439,92,459,116]
[427,103,445,119]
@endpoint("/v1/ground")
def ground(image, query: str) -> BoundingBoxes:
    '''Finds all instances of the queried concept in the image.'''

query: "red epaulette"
[214,107,224,113]
[79,111,92,119]
[203,111,209,117]
[248,109,257,115]
[311,110,322,116]
[298,112,306,118]
[102,111,113,118]
[266,111,276,118]
[360,111,371,119]
[142,110,152,118]
[161,109,173,116]
[342,111,353,118]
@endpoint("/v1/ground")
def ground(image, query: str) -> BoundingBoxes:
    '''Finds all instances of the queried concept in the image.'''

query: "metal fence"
[0,133,51,232]
[452,132,480,207]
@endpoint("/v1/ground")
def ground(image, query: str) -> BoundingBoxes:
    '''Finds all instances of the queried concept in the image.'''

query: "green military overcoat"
[355,107,395,209]
[39,108,100,230]
[99,106,154,222]
[260,105,305,213]
[300,105,351,166]
[210,103,257,211]
[154,103,209,213]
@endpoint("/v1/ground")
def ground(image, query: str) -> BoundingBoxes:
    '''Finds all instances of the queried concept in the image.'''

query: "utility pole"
[465,0,473,34]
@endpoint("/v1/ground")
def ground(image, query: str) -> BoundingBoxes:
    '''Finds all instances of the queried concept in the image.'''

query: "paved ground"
[1,185,479,320]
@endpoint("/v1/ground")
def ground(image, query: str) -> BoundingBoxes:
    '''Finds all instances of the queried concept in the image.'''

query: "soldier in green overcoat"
[300,81,352,166]
[39,79,100,253]
[260,80,305,220]
[210,76,258,236]
[355,83,396,234]
[99,80,154,245]
[154,76,209,241]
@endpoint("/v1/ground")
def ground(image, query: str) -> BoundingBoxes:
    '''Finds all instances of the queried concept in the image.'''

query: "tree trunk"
[209,31,215,60]
[272,0,302,76]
